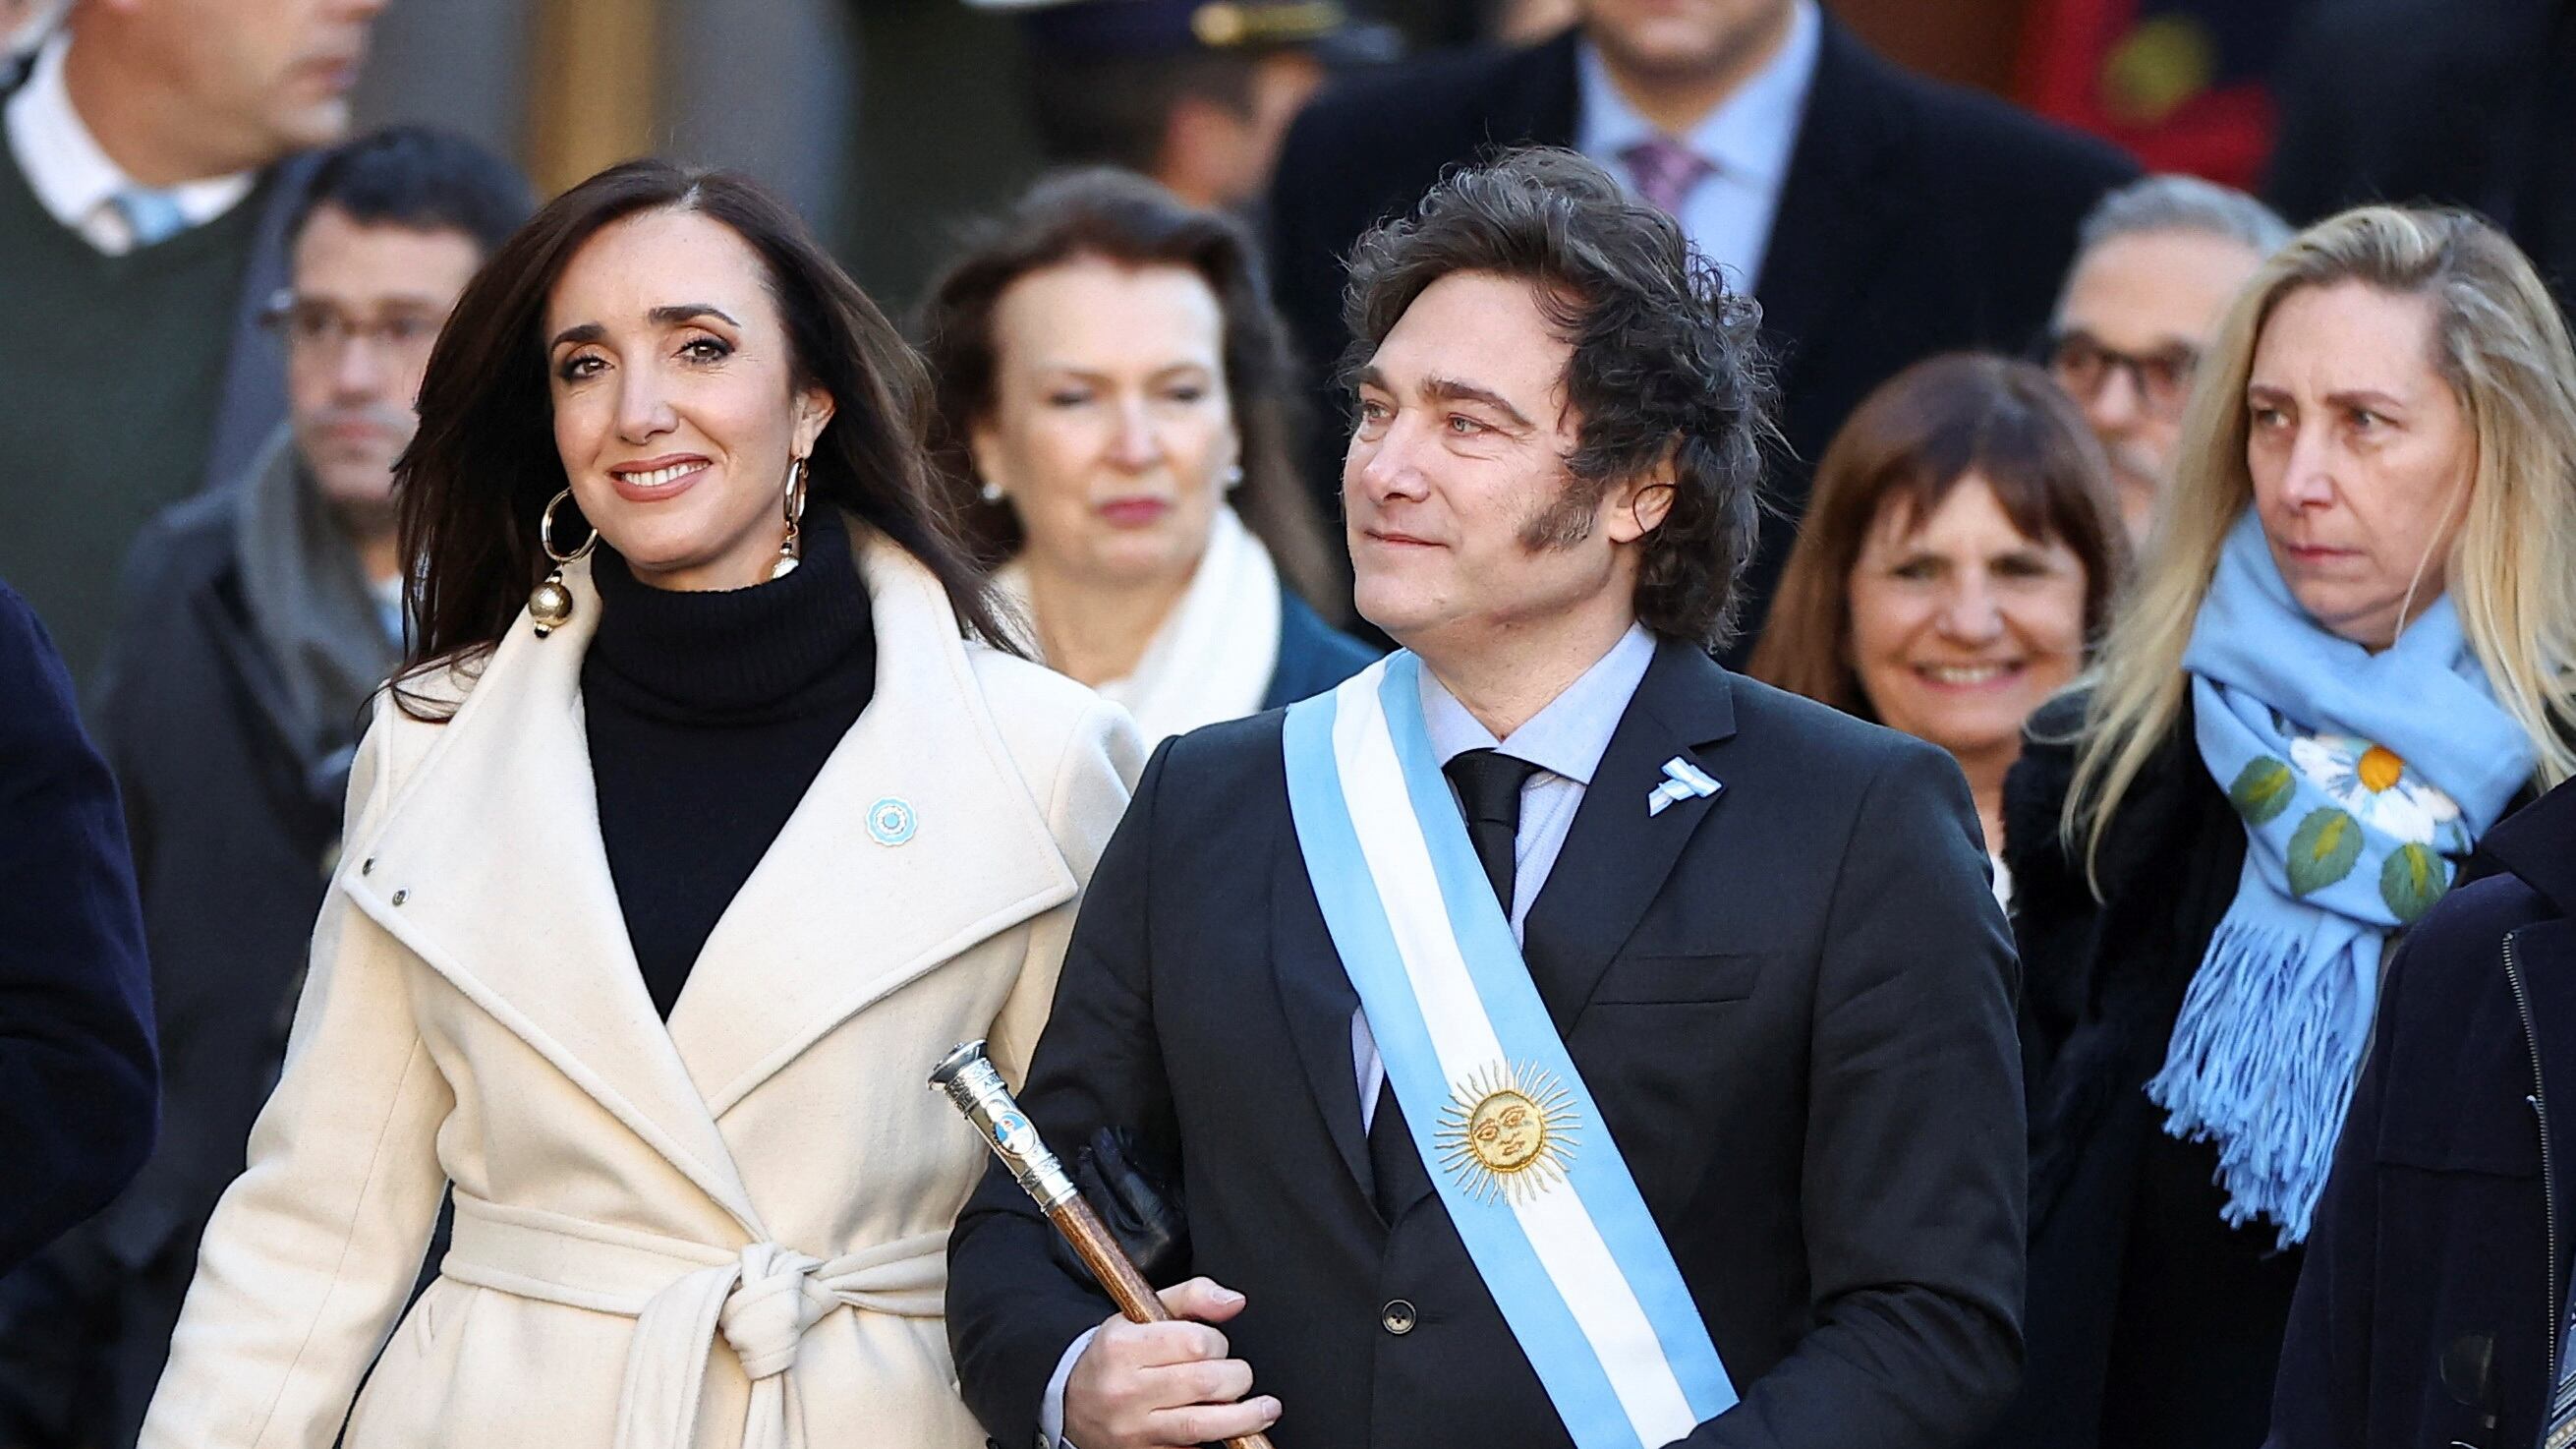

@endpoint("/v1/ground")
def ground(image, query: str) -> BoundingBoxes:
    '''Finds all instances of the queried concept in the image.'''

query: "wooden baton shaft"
[1044,1195,1277,1449]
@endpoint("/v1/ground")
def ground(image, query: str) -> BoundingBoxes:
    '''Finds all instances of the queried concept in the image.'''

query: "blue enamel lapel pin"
[1647,756,1721,816]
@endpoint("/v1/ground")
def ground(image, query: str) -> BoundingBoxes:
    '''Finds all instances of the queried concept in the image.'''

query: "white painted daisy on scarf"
[2282,729,2468,849]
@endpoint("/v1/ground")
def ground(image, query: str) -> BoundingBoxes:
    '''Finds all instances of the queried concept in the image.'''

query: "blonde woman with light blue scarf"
[1982,205,2576,1449]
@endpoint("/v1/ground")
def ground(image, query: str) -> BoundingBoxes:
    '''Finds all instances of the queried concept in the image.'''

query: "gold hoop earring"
[530,488,598,638]
[771,456,808,580]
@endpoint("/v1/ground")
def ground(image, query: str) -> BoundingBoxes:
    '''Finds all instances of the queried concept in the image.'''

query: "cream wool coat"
[137,533,1142,1449]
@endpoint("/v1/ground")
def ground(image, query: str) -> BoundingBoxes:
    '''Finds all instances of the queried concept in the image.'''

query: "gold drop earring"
[530,488,598,638]
[771,455,808,580]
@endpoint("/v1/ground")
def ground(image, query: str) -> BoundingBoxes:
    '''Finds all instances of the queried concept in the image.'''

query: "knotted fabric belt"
[440,1192,946,1449]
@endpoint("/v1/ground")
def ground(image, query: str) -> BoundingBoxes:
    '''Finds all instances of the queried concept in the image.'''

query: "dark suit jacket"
[948,639,2027,1449]
[2269,777,2576,1449]
[1260,587,1381,711]
[1266,24,2136,657]
[2264,0,2576,301]
[0,582,155,1277]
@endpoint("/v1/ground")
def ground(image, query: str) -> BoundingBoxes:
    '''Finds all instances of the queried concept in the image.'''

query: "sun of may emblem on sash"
[1435,1061,1581,1202]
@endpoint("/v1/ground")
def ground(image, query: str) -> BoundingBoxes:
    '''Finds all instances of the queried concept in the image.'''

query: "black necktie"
[1368,748,1538,1219]
[1444,747,1539,913]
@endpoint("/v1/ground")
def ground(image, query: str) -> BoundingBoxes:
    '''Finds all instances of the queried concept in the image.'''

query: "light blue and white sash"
[1282,654,1736,1449]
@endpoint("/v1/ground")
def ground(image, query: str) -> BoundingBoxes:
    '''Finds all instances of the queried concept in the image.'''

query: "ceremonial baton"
[930,1040,1277,1449]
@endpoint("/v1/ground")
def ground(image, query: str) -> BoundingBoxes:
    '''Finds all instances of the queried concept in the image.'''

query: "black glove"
[1050,1127,1190,1291]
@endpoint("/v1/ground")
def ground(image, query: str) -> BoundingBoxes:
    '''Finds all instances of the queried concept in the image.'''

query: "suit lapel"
[1751,20,1906,414]
[1485,29,1583,151]
[343,558,761,1230]
[1521,640,1740,1029]
[1271,813,1373,1195]
[662,534,1077,1116]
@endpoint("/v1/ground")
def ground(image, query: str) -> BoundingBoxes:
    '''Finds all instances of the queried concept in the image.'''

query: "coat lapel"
[342,556,762,1230]
[1521,640,1740,1029]
[1751,19,1907,426]
[662,534,1078,1116]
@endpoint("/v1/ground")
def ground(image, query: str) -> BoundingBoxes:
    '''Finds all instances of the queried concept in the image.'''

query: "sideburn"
[1518,470,1616,551]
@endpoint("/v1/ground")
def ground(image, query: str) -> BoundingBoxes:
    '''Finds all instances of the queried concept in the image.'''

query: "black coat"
[947,640,2028,1449]
[0,581,155,1274]
[1980,693,2307,1449]
[2271,775,2576,1449]
[1259,586,1381,710]
[2265,0,2576,302]
[1265,23,2136,655]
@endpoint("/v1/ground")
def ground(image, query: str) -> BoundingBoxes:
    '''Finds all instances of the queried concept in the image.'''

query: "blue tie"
[110,188,187,248]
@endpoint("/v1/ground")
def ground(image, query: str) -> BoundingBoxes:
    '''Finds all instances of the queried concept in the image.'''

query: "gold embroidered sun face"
[1435,1061,1580,1202]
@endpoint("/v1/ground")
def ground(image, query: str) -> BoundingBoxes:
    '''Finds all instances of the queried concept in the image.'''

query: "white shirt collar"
[1575,0,1821,191]
[5,33,256,253]
[1417,622,1658,787]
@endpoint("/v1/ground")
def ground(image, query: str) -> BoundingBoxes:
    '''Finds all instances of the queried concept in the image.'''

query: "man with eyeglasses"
[2046,175,2290,542]
[0,127,529,1449]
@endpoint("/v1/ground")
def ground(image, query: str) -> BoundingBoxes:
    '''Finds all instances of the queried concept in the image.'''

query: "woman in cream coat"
[138,162,1139,1447]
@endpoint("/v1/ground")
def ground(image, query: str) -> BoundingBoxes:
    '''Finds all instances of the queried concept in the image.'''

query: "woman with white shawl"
[919,169,1374,742]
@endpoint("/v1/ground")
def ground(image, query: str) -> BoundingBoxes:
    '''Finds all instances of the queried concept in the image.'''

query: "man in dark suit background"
[1266,0,2135,654]
[0,581,155,1281]
[2264,0,2576,301]
[948,148,2025,1449]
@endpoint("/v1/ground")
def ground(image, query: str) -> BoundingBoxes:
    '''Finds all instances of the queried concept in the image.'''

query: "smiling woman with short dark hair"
[1749,352,2127,901]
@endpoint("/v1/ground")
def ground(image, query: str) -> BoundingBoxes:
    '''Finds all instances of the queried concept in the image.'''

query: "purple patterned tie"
[1619,137,1715,217]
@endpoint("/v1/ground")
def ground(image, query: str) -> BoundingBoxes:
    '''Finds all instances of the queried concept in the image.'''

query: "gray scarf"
[233,427,400,764]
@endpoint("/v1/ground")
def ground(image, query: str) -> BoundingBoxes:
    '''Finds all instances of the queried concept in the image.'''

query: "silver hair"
[2075,173,2294,260]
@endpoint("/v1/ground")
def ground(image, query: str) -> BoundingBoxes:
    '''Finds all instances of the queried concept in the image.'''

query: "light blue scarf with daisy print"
[2150,510,2532,1246]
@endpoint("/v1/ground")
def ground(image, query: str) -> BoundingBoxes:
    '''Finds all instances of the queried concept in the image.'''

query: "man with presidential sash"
[945,147,2026,1449]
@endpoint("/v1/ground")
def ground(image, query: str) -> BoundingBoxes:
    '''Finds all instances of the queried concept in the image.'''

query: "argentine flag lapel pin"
[1647,756,1721,817]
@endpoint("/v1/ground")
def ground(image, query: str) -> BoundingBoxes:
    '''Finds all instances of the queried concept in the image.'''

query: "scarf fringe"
[2145,920,2373,1248]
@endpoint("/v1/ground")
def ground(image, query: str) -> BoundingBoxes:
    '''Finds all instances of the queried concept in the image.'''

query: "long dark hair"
[1747,352,2128,716]
[914,166,1344,616]
[393,158,1010,717]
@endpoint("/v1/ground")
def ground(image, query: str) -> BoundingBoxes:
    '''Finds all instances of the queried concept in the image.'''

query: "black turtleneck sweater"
[583,508,875,1017]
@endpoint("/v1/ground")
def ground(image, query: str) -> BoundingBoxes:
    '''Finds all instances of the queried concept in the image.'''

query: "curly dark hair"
[1340,145,1775,648]
[914,167,1342,615]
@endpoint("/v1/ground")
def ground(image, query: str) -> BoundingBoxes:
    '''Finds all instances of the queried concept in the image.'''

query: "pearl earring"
[529,489,598,638]
[979,480,1004,504]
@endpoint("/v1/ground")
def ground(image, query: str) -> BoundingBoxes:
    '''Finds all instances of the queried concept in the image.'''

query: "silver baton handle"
[929,1039,1080,1213]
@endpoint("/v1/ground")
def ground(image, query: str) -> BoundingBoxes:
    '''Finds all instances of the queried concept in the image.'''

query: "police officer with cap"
[975,0,1397,211]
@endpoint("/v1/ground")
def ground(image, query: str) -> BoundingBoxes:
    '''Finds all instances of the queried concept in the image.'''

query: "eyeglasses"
[2045,331,2200,418]
[262,291,445,365]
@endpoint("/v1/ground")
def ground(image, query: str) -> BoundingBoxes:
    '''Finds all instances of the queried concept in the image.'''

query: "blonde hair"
[2063,204,2576,882]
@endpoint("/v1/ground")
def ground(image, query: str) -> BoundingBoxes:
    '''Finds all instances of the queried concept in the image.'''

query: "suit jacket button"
[1381,1299,1417,1335]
